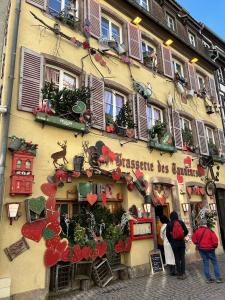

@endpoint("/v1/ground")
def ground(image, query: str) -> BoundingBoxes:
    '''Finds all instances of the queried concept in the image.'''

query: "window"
[206,127,215,144]
[202,40,210,49]
[48,0,79,19]
[146,105,163,129]
[188,32,196,47]
[142,40,157,67]
[217,68,225,83]
[101,15,122,43]
[166,13,175,31]
[196,73,206,91]
[180,117,191,130]
[104,89,125,121]
[45,65,78,90]
[135,0,149,10]
[173,58,184,77]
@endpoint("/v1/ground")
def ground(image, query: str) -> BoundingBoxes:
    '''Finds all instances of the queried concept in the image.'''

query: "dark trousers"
[158,244,165,264]
[172,246,185,275]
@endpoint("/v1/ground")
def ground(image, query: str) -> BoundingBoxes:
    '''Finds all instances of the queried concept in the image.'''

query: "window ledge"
[148,140,176,153]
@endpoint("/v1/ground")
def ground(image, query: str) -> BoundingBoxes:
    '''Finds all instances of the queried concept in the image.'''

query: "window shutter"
[196,120,209,155]
[156,43,163,74]
[136,95,148,141]
[87,0,101,39]
[217,128,225,156]
[161,46,173,78]
[172,110,183,149]
[18,48,43,112]
[128,94,137,138]
[128,23,141,60]
[26,0,46,9]
[89,75,105,130]
[208,76,218,103]
[187,63,197,91]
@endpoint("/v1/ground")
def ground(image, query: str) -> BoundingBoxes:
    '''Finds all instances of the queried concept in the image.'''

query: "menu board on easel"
[149,250,164,274]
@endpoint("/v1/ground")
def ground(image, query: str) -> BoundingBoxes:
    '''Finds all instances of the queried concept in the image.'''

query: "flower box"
[35,112,87,133]
[148,140,176,153]
[213,156,225,164]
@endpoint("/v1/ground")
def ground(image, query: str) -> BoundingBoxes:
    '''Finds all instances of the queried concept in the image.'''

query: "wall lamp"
[6,203,21,225]
[132,16,142,25]
[164,39,174,46]
[209,203,217,212]
[190,57,198,63]
[182,203,189,213]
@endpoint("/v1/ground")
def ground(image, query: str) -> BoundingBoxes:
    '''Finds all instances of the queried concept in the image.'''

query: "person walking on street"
[160,215,176,275]
[166,211,188,280]
[192,218,223,283]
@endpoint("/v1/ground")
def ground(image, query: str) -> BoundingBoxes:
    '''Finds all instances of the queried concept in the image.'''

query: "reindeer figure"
[51,141,68,168]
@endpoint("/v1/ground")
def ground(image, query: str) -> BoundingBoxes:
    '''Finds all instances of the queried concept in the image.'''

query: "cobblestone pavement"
[50,255,225,300]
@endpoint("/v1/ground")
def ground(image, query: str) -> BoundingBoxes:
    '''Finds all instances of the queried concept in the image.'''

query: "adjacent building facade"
[0,0,225,298]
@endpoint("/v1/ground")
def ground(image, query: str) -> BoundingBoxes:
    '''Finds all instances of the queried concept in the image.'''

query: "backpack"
[172,220,184,240]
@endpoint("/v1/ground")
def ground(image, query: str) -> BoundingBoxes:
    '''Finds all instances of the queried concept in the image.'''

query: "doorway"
[215,189,225,249]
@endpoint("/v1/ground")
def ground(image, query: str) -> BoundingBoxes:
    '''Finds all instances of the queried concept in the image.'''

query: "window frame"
[136,0,149,11]
[172,58,184,78]
[146,104,163,129]
[45,64,79,90]
[217,68,225,84]
[196,72,206,91]
[166,13,176,32]
[202,40,210,49]
[101,14,123,44]
[142,39,157,66]
[205,126,215,144]
[188,31,196,48]
[104,88,126,122]
[180,116,191,130]
[48,0,79,19]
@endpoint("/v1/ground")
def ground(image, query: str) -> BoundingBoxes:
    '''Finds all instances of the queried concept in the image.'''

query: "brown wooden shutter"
[26,0,46,9]
[128,94,137,138]
[172,110,183,149]
[217,128,225,156]
[187,63,197,91]
[196,120,209,155]
[136,95,148,141]
[161,46,173,78]
[208,76,218,103]
[18,48,43,112]
[87,0,101,39]
[128,23,141,60]
[89,75,105,130]
[156,43,163,74]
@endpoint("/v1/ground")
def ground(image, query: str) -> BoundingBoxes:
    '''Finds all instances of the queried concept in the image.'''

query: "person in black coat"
[166,211,188,279]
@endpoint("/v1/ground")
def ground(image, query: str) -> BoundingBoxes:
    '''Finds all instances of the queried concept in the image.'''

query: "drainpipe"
[0,0,21,215]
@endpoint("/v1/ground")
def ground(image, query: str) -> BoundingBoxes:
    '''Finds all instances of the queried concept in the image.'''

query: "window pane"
[104,91,113,115]
[63,73,76,90]
[101,17,109,39]
[112,23,120,42]
[154,108,161,122]
[57,203,69,217]
[147,106,152,129]
[46,66,60,86]
[115,94,123,116]
[142,42,146,53]
[48,0,62,16]
[183,119,190,129]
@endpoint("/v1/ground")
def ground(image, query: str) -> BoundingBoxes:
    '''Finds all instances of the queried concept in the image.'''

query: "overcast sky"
[177,0,225,40]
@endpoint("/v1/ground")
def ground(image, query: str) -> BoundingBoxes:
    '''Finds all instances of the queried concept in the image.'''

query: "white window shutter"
[89,75,105,130]
[128,23,141,60]
[172,110,183,149]
[18,47,43,112]
[196,120,209,155]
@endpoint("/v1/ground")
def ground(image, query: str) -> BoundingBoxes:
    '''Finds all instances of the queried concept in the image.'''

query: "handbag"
[196,228,207,250]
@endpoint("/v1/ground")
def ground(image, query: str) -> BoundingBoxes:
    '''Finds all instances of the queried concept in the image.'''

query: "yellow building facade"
[0,0,225,298]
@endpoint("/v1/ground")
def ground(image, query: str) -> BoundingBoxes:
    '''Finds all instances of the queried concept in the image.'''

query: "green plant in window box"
[208,142,219,156]
[182,126,193,147]
[148,120,167,143]
[115,102,135,138]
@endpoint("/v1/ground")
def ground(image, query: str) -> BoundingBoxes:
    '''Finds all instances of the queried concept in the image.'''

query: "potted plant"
[148,120,167,143]
[105,113,115,133]
[115,102,135,137]
[208,142,219,156]
[182,126,193,148]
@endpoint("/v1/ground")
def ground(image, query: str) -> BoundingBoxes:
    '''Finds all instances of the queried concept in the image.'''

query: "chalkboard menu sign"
[149,250,164,274]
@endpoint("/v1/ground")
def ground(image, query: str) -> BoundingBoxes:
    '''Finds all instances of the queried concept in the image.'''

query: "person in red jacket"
[192,218,222,283]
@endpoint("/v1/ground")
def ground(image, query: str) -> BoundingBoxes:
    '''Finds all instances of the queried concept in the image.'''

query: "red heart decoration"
[41,183,57,197]
[22,220,47,242]
[46,209,59,223]
[81,246,92,260]
[55,239,68,253]
[46,222,61,235]
[86,193,97,206]
[97,241,107,257]
[184,156,192,168]
[46,236,61,249]
[44,248,61,267]
[61,247,70,262]
[135,169,144,179]
[46,196,56,211]
[177,174,184,184]
[72,244,82,262]
[124,238,132,252]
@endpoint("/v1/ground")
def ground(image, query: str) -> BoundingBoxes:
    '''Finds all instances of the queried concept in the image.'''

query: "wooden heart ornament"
[28,196,46,215]
[41,183,57,197]
[86,193,97,206]
[44,248,61,267]
[22,220,47,242]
